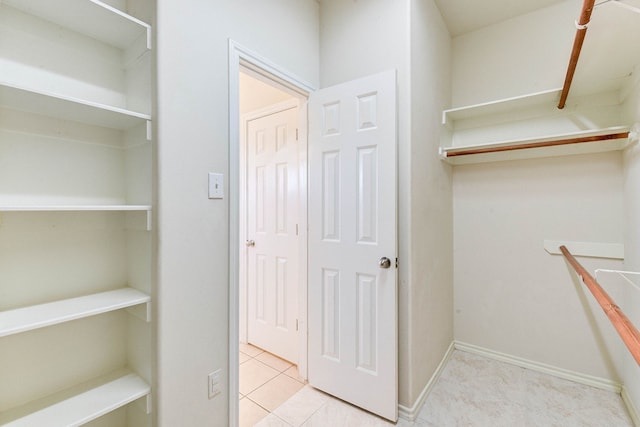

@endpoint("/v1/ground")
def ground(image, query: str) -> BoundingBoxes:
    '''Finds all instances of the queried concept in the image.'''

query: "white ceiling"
[434,0,568,36]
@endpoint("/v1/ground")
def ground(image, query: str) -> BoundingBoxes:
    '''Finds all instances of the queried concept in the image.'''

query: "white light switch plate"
[208,173,224,199]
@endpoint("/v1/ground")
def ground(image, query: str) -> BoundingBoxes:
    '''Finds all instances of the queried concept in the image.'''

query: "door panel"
[308,70,397,421]
[246,106,299,364]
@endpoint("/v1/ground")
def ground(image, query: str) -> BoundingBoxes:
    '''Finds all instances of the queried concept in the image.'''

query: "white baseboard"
[622,386,640,427]
[398,341,455,421]
[454,341,622,393]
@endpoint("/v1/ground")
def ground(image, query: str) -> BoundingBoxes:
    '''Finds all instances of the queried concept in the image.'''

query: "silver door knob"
[246,240,255,247]
[379,257,391,269]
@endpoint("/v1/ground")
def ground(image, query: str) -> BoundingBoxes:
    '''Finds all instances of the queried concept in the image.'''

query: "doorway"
[238,68,308,366]
[229,41,399,426]
[229,42,315,427]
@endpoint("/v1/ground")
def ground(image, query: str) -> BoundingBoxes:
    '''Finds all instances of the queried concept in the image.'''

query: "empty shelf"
[0,83,151,130]
[442,88,562,126]
[0,205,152,212]
[2,0,150,50]
[0,288,150,338]
[0,372,150,427]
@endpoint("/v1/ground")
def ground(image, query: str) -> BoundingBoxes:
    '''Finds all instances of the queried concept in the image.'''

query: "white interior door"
[246,105,300,364]
[308,70,398,421]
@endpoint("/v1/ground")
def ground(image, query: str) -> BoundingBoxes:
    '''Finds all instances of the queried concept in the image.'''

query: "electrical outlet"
[208,369,222,399]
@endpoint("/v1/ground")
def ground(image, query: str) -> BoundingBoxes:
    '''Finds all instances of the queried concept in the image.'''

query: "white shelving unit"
[2,0,151,50]
[0,373,150,427]
[0,205,151,212]
[0,1,154,425]
[0,288,150,338]
[440,88,637,164]
[0,83,151,130]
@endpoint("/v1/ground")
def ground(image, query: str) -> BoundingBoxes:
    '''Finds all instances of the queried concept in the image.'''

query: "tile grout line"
[240,344,306,426]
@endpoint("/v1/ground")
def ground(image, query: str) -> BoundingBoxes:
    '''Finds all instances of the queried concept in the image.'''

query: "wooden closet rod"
[558,0,596,109]
[444,131,629,157]
[560,245,640,366]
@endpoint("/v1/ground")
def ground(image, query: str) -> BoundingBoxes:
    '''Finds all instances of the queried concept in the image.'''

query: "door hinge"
[296,224,299,235]
[296,319,299,331]
[396,258,399,268]
[295,128,299,141]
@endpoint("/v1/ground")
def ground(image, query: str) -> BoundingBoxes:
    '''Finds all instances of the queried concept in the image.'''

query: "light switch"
[208,173,224,199]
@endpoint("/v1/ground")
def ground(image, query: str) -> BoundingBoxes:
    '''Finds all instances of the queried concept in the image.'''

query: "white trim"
[228,42,241,427]
[622,386,640,427]
[454,341,623,393]
[398,341,455,421]
[228,39,316,427]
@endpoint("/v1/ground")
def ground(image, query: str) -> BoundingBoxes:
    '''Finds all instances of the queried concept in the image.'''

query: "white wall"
[320,0,454,409]
[451,0,575,106]
[622,68,640,417]
[155,2,319,425]
[454,152,625,379]
[408,0,454,407]
[451,1,629,383]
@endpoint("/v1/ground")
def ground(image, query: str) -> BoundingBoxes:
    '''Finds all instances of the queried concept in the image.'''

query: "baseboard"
[398,341,455,421]
[622,386,640,427]
[454,341,622,393]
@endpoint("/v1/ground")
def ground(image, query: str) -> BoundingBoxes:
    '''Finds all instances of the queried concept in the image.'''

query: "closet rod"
[558,0,596,109]
[444,131,629,157]
[560,245,640,366]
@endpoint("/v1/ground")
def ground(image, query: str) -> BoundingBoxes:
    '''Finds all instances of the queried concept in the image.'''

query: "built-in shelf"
[440,126,633,165]
[544,240,625,260]
[0,205,153,230]
[0,372,150,427]
[440,88,636,164]
[0,288,150,338]
[0,205,152,212]
[442,88,563,126]
[0,83,151,130]
[2,0,151,51]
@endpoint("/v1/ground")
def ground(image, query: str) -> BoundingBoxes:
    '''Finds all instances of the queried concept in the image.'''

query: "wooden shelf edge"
[0,288,151,338]
[440,127,631,164]
[0,372,150,427]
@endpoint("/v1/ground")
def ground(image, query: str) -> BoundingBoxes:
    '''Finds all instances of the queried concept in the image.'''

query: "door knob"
[246,240,255,247]
[379,257,391,269]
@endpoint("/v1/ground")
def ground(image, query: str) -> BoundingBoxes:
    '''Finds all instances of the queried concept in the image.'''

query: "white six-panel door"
[246,105,300,364]
[308,70,398,421]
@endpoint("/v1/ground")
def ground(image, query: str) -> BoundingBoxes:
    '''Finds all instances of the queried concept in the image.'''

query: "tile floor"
[239,343,306,427]
[240,346,635,427]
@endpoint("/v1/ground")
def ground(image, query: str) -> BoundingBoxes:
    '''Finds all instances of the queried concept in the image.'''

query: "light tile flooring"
[241,346,635,427]
[239,343,306,427]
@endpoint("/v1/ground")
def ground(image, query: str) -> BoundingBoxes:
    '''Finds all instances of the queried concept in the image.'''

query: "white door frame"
[228,40,316,427]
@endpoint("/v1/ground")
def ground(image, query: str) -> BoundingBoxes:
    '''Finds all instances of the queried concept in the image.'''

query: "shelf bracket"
[146,120,153,141]
[146,393,152,415]
[126,301,151,322]
[146,210,152,231]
